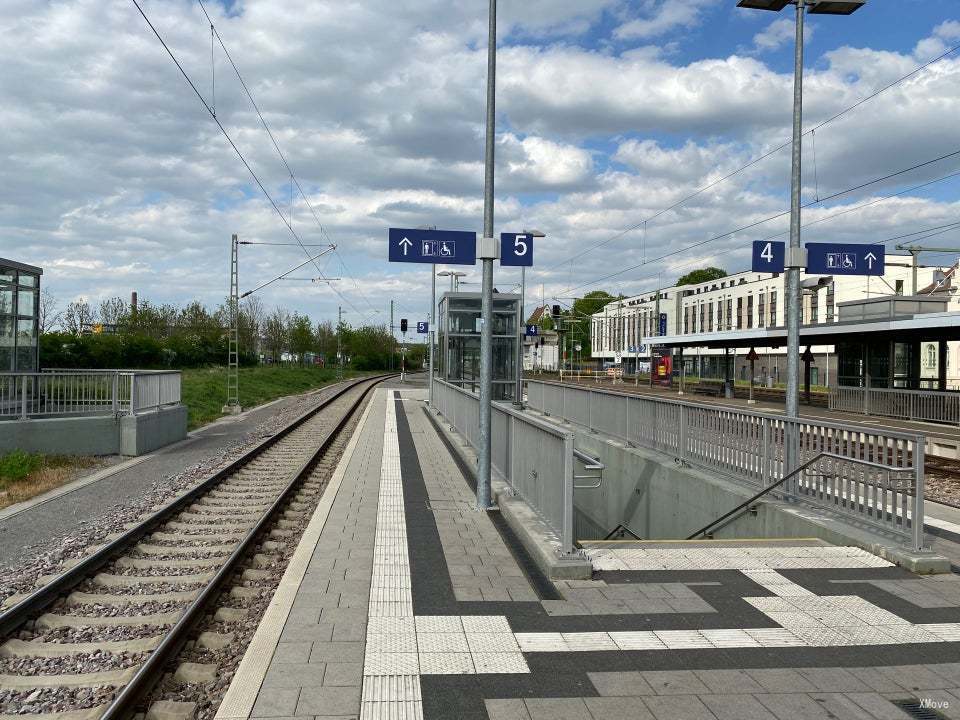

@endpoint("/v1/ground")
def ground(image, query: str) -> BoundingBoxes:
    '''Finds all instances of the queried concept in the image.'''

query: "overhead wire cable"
[557,148,960,297]
[539,39,960,276]
[196,0,378,318]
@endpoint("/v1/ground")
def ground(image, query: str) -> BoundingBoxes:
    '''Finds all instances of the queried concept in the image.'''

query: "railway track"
[0,374,390,720]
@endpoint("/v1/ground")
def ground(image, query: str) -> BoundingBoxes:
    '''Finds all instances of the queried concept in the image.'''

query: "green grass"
[0,451,101,508]
[0,450,45,487]
[180,365,368,430]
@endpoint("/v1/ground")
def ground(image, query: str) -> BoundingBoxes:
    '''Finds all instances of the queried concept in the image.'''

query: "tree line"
[38,292,420,371]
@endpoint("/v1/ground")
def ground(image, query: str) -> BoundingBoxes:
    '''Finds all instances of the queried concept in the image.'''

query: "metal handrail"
[573,448,604,489]
[686,451,915,541]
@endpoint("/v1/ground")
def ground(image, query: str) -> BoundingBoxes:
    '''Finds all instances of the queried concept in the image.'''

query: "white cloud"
[614,0,718,41]
[0,2,958,324]
[751,17,813,53]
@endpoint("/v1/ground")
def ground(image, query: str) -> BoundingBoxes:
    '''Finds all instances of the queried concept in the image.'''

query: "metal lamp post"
[736,0,864,473]
[477,0,498,511]
[514,229,545,407]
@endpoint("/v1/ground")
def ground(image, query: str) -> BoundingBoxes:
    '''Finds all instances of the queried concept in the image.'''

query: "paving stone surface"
[240,387,960,720]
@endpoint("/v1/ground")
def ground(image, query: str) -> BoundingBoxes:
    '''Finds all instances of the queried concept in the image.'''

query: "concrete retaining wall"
[567,421,949,573]
[0,406,187,457]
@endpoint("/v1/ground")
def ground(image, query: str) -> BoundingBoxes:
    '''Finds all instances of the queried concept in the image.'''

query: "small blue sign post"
[525,324,539,337]
[806,243,885,276]
[752,240,786,273]
[500,233,534,267]
[388,228,477,265]
[417,322,428,334]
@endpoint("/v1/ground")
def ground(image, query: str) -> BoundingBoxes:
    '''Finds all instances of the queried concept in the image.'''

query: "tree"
[98,297,128,328]
[62,300,95,335]
[288,313,315,363]
[263,307,289,362]
[239,296,265,356]
[569,291,615,358]
[676,268,727,286]
[38,288,62,333]
[314,320,337,360]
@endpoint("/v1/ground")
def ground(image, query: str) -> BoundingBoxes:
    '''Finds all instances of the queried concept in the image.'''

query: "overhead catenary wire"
[129,0,346,298]
[557,148,960,297]
[539,39,960,277]
[196,0,380,320]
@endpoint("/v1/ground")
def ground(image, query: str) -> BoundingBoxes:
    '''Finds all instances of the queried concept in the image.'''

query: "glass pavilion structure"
[0,258,42,373]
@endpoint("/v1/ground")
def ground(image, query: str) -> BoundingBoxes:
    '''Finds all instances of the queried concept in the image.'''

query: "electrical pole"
[336,306,343,380]
[476,0,497,511]
[223,233,241,414]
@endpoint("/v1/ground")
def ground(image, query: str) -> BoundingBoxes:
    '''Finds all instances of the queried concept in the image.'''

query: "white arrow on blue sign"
[500,233,534,267]
[388,228,476,265]
[417,322,429,334]
[806,243,885,276]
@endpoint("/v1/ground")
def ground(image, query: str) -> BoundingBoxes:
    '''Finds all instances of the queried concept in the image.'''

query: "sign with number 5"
[500,233,534,267]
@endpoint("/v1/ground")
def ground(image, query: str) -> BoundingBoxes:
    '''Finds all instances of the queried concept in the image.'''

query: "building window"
[769,291,777,326]
[684,306,689,334]
[747,295,754,329]
[826,282,835,321]
[758,292,766,328]
[717,300,723,330]
[699,304,705,334]
[708,303,714,332]
[895,279,904,296]
[810,292,819,323]
[737,297,743,330]
[726,299,732,330]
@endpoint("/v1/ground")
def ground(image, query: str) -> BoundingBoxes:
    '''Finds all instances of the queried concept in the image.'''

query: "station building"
[590,253,960,388]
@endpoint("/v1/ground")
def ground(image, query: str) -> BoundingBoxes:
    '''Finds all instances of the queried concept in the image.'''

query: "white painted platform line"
[361,391,422,720]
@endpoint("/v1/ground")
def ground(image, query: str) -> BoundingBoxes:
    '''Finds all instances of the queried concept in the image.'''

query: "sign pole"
[429,264,435,408]
[477,0,497,511]
[514,265,524,407]
[784,0,806,476]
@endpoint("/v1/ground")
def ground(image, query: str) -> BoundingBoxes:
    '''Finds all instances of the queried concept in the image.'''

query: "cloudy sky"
[3,0,960,328]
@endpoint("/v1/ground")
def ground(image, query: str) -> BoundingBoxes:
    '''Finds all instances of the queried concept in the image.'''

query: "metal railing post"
[112,372,119,416]
[913,434,925,553]
[678,404,687,462]
[129,374,136,416]
[762,420,771,487]
[864,386,870,416]
[562,432,575,554]
[20,375,28,420]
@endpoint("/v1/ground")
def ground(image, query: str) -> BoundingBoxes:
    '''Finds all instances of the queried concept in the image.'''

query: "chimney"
[131,291,138,319]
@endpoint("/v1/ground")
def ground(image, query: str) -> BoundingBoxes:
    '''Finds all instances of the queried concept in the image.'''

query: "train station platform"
[218,385,960,720]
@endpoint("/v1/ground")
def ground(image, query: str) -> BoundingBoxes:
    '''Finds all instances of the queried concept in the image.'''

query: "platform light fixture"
[735,0,865,477]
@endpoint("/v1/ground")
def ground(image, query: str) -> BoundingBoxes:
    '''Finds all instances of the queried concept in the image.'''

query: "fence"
[525,379,925,551]
[432,379,576,553]
[0,370,182,420]
[831,385,960,426]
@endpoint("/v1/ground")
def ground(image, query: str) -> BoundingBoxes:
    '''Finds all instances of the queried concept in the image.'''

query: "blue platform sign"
[752,240,786,273]
[658,313,667,336]
[416,322,428,334]
[500,233,534,267]
[806,243,885,276]
[525,324,539,337]
[388,228,476,265]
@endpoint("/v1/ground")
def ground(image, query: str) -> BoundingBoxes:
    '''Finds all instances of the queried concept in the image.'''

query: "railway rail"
[0,374,391,720]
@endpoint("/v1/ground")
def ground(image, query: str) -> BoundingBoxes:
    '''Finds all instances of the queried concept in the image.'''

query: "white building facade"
[590,255,960,387]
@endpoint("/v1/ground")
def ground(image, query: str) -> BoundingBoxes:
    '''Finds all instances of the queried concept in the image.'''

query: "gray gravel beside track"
[0,386,343,568]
